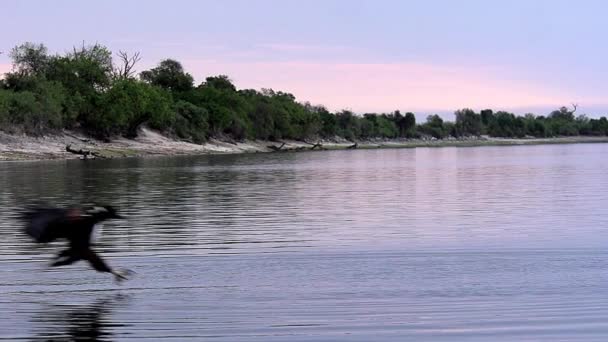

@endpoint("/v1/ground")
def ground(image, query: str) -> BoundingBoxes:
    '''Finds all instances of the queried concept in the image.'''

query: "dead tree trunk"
[66,145,104,159]
[268,142,286,151]
[302,140,327,151]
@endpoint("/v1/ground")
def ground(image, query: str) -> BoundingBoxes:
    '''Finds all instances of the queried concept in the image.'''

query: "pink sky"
[0,64,11,77]
[2,0,608,116]
[182,59,575,114]
[0,57,598,116]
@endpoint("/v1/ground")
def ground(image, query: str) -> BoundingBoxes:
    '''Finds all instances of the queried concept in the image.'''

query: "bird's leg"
[50,255,79,267]
[48,249,76,268]
[111,268,134,283]
[50,249,70,260]
[82,248,134,283]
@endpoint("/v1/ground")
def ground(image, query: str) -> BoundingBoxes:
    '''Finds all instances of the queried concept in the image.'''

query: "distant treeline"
[1,42,608,142]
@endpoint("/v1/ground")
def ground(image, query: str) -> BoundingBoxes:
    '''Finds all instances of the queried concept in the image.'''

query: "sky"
[1,0,607,117]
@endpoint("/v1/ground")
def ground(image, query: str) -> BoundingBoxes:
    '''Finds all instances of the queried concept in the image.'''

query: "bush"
[0,90,11,126]
[0,82,69,134]
[173,101,209,143]
[95,79,172,137]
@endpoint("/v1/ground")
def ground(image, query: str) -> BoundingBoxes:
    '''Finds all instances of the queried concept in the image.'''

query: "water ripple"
[1,144,608,340]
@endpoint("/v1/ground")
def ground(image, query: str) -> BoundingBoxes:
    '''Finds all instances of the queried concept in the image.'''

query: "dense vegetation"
[1,42,608,142]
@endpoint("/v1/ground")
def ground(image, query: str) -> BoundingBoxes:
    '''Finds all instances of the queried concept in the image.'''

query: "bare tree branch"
[113,50,141,79]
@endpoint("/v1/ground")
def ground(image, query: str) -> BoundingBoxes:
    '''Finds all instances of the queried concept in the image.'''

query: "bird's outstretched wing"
[21,207,70,243]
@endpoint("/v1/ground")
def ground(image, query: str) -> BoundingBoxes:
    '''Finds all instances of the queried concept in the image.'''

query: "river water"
[1,143,608,341]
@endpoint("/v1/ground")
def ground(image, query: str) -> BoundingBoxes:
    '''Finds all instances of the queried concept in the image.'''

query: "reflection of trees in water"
[0,153,302,254]
[30,293,130,341]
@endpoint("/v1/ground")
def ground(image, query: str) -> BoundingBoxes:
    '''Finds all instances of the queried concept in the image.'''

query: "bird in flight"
[21,204,133,282]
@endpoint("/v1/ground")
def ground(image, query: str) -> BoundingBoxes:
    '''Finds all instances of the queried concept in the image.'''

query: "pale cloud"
[181,59,575,113]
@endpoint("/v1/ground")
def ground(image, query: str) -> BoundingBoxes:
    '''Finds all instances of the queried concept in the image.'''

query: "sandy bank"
[1,128,608,161]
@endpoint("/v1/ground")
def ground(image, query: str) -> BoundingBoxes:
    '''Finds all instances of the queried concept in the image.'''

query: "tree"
[523,113,546,137]
[454,108,482,136]
[173,100,209,143]
[4,43,51,91]
[364,113,399,138]
[202,75,236,92]
[548,105,579,136]
[113,51,141,79]
[318,106,338,138]
[419,114,447,138]
[7,40,608,143]
[335,110,361,141]
[487,111,525,138]
[192,83,251,137]
[140,59,194,92]
[44,43,114,123]
[403,112,416,136]
[96,79,172,137]
[9,42,49,76]
[480,109,494,133]
[249,101,276,140]
[589,117,608,136]
[549,104,577,122]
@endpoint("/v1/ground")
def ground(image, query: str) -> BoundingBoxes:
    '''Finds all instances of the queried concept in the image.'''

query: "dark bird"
[21,204,132,282]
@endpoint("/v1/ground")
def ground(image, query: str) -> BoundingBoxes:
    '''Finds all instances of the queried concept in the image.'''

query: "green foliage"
[140,59,194,93]
[454,108,482,136]
[545,106,579,136]
[0,79,68,133]
[588,117,608,136]
[419,114,448,138]
[1,41,607,143]
[524,114,547,137]
[391,110,416,137]
[550,106,576,122]
[173,101,209,143]
[9,42,50,76]
[249,102,276,140]
[403,112,416,137]
[96,79,172,137]
[0,90,9,126]
[487,111,526,138]
[335,110,361,141]
[377,115,399,138]
[193,83,251,138]
[317,106,338,138]
[480,109,494,126]
[203,75,236,92]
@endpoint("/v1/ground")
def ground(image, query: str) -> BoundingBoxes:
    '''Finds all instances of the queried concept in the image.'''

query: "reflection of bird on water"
[21,204,133,282]
[31,293,130,341]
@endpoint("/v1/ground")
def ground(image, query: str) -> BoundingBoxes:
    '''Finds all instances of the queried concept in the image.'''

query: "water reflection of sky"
[2,144,608,340]
[1,144,607,257]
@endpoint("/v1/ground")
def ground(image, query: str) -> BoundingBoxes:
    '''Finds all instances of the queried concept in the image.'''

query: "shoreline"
[1,128,608,162]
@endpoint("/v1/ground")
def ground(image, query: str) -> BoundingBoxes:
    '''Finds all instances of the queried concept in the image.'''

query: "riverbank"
[1,128,608,161]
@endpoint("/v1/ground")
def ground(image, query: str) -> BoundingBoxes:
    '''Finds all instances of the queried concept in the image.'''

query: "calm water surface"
[1,144,608,341]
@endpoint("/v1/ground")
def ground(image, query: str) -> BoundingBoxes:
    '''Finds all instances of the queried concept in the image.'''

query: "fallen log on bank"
[303,140,326,150]
[268,142,286,151]
[267,141,328,152]
[66,144,105,159]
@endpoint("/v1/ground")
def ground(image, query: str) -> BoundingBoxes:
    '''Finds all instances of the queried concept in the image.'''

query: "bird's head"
[85,205,125,221]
